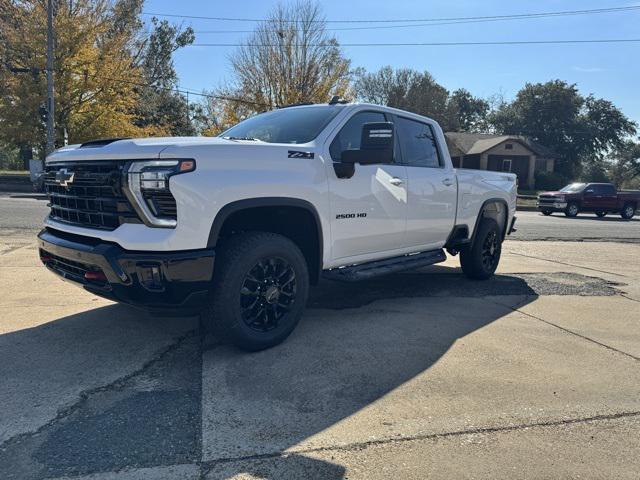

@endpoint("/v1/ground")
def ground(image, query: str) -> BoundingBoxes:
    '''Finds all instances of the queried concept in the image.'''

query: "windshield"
[220,106,341,144]
[560,183,587,193]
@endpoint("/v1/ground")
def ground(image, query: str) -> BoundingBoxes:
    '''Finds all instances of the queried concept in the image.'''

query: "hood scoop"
[79,138,129,149]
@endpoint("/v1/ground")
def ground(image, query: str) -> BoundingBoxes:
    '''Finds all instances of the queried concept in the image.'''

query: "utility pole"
[46,0,55,154]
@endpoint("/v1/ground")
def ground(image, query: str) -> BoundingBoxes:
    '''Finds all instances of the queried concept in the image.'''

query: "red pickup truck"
[537,183,639,219]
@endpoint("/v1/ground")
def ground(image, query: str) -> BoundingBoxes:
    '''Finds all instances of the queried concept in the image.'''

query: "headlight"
[555,195,565,202]
[123,159,195,228]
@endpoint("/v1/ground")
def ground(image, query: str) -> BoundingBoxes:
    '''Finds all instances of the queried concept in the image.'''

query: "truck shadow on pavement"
[0,267,618,479]
[201,268,546,479]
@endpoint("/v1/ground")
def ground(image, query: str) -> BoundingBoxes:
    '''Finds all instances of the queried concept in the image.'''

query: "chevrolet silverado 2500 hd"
[38,102,517,351]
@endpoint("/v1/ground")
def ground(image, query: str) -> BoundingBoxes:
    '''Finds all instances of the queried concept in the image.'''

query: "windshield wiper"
[222,136,263,142]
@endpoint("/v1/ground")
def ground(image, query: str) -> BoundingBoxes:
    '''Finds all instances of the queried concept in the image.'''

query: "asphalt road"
[2,193,639,243]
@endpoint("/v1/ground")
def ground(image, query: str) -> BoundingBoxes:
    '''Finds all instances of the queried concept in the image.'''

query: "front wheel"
[541,210,552,216]
[460,218,502,280]
[595,210,607,218]
[201,232,309,351]
[621,204,636,220]
[565,202,579,217]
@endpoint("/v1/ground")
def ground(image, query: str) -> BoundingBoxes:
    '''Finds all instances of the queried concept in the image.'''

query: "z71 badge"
[336,213,367,219]
[288,150,314,159]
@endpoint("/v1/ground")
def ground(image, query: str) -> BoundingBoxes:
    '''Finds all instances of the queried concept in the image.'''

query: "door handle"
[389,177,404,186]
[442,178,454,187]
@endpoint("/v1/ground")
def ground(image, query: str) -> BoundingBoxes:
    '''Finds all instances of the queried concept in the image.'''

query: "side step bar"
[323,249,447,282]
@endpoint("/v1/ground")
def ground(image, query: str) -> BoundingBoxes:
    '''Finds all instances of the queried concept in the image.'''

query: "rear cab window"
[394,116,442,168]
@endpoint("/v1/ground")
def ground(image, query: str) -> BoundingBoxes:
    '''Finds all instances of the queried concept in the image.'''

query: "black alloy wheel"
[460,217,502,280]
[480,229,500,272]
[201,231,309,352]
[240,257,297,333]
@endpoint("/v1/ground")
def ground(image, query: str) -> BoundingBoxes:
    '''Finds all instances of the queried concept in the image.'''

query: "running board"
[323,249,447,282]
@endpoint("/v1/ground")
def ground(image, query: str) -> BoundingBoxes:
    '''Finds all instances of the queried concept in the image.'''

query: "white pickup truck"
[39,102,517,350]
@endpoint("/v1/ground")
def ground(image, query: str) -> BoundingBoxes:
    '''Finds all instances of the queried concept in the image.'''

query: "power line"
[73,71,271,107]
[189,39,640,48]
[142,5,640,24]
[190,7,640,33]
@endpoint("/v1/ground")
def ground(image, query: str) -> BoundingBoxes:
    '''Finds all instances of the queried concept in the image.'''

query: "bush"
[535,171,566,191]
[0,146,23,171]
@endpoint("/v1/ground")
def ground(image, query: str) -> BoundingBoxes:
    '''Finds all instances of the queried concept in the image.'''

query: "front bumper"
[537,201,567,211]
[38,228,215,312]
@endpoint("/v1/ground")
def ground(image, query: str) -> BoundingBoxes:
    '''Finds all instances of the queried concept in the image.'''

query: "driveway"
[0,234,639,479]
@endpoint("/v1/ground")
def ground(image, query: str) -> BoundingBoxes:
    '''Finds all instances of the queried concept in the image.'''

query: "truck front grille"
[44,161,141,230]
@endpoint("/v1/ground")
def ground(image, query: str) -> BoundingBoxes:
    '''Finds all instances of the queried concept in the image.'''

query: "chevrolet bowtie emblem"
[55,168,74,187]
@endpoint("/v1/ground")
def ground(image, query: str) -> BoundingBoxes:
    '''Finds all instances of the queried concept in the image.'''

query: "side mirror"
[341,122,394,165]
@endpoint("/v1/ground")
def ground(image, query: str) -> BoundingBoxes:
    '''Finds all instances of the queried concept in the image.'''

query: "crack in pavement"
[491,297,640,362]
[0,330,197,453]
[509,237,640,244]
[199,410,640,473]
[506,251,628,277]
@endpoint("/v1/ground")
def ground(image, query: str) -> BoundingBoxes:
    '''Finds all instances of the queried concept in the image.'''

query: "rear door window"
[395,117,441,168]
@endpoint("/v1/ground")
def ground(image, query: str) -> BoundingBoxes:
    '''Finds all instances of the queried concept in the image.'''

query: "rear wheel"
[595,210,607,218]
[565,202,579,217]
[460,218,502,280]
[541,210,552,216]
[621,204,636,220]
[201,232,309,351]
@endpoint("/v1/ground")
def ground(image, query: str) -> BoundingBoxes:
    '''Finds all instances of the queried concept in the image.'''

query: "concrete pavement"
[0,236,639,479]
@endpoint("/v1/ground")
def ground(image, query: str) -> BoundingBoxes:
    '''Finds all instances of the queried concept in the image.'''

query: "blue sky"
[143,0,640,125]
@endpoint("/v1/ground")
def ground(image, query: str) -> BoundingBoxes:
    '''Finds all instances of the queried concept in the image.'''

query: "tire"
[621,203,636,220]
[201,232,309,351]
[541,210,552,216]
[595,210,607,218]
[565,202,579,217]
[460,218,502,280]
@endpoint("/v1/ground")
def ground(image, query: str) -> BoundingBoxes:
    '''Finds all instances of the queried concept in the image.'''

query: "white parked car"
[39,102,517,350]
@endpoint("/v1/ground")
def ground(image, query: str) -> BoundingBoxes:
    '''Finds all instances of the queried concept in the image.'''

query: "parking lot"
[1,195,639,479]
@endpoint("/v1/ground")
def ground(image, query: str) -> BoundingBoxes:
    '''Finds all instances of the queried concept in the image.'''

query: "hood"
[46,137,235,163]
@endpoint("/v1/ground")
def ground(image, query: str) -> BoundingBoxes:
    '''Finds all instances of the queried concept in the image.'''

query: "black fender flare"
[206,197,324,279]
[469,198,510,246]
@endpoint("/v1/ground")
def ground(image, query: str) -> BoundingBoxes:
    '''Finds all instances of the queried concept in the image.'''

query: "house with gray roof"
[444,132,557,189]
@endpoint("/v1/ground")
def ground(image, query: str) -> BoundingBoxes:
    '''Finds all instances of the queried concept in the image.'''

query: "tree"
[133,17,196,136]
[205,0,351,133]
[0,0,195,156]
[354,67,449,126]
[1,0,144,153]
[490,80,636,178]
[445,88,489,132]
[609,139,640,188]
[354,67,488,132]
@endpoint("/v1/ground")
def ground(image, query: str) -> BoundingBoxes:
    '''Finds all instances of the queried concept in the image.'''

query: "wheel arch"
[207,197,324,284]
[470,198,509,246]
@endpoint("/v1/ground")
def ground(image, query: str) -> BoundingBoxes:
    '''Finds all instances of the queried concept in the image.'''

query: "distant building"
[445,132,556,189]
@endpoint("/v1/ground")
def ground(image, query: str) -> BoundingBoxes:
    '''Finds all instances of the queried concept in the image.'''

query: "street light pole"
[46,0,55,154]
